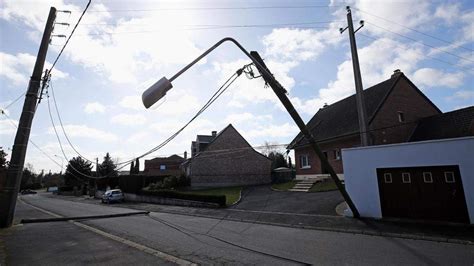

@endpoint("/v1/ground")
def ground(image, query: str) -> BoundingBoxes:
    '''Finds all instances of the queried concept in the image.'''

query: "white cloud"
[0,52,68,86]
[262,28,325,61]
[0,118,18,135]
[111,113,147,126]
[435,3,461,24]
[292,38,426,115]
[119,95,143,111]
[412,68,464,89]
[84,102,106,114]
[345,0,432,35]
[447,90,474,101]
[243,123,299,139]
[1,1,204,84]
[48,124,118,142]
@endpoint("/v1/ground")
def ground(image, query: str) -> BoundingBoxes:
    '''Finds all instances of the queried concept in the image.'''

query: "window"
[402,172,411,183]
[398,111,405,123]
[160,165,166,171]
[423,172,433,183]
[300,155,310,169]
[334,149,341,160]
[444,172,455,183]
[384,173,392,183]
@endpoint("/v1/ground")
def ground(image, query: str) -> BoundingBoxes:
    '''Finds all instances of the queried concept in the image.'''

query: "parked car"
[101,189,124,203]
[20,189,37,195]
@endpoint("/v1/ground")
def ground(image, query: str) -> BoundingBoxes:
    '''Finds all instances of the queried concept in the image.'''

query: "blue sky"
[1,0,473,173]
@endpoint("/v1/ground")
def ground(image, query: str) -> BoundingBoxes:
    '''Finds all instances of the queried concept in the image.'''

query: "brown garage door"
[377,165,469,223]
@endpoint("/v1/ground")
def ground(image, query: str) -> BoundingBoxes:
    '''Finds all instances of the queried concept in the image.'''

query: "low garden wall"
[123,193,221,208]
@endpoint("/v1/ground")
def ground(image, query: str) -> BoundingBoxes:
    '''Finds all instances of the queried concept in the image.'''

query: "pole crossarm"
[167,37,360,218]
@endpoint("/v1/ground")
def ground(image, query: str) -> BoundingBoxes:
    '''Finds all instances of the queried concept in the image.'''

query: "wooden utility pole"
[0,7,56,228]
[341,6,370,146]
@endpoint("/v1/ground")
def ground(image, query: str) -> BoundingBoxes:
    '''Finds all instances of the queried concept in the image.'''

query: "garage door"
[377,165,469,223]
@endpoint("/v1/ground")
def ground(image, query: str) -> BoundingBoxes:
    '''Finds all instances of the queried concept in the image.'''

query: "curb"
[21,211,150,224]
[227,188,243,207]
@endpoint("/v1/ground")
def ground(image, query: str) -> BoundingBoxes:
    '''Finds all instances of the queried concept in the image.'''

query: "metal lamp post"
[142,37,360,218]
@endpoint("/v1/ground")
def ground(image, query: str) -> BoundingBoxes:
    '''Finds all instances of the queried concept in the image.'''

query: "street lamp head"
[142,77,173,108]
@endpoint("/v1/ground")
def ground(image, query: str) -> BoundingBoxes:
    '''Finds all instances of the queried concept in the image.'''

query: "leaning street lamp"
[142,37,360,218]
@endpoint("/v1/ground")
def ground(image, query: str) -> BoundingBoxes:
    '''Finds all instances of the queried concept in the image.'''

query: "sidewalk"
[51,193,474,245]
[0,200,169,265]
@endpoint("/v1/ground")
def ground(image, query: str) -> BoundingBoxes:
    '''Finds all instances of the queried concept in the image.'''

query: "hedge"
[140,189,226,207]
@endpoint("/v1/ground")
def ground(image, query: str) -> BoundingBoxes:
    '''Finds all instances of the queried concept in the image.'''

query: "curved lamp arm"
[141,37,361,218]
[142,37,280,109]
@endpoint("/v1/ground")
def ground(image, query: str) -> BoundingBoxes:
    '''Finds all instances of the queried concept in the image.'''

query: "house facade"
[186,124,272,187]
[144,154,185,177]
[287,70,442,180]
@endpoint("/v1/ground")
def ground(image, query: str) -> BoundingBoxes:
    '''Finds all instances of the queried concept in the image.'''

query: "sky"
[1,0,473,174]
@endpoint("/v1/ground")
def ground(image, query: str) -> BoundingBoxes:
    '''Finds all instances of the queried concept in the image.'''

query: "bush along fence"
[116,174,226,207]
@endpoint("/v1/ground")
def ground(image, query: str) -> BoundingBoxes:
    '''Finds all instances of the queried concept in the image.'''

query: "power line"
[1,92,26,111]
[358,32,473,72]
[365,21,474,64]
[80,20,345,26]
[74,25,329,37]
[49,0,91,74]
[354,7,473,52]
[48,78,95,164]
[86,5,341,13]
[0,111,62,169]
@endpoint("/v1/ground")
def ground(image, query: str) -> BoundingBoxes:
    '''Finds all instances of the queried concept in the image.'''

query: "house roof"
[193,124,271,161]
[196,135,215,143]
[287,73,440,149]
[409,106,474,142]
[146,154,184,163]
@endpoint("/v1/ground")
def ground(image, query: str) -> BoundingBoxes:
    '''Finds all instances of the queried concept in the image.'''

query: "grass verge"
[309,179,339,192]
[181,186,243,206]
[271,180,297,191]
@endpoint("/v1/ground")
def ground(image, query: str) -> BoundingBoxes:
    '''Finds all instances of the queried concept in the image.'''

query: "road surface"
[10,193,474,265]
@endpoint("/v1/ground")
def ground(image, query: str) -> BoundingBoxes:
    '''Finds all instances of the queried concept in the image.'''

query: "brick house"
[185,124,272,187]
[144,154,185,177]
[287,70,443,180]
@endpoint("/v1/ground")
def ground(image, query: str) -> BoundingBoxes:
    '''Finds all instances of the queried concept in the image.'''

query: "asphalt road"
[11,194,474,265]
[231,185,343,215]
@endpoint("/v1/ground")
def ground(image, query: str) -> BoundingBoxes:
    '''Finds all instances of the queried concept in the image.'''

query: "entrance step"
[289,178,320,192]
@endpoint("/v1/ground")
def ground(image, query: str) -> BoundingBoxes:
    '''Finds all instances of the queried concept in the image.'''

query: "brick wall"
[370,77,441,145]
[190,125,272,187]
[144,158,183,177]
[294,136,360,175]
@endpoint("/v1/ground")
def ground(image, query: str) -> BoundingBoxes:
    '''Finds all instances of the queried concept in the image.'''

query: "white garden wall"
[342,137,474,223]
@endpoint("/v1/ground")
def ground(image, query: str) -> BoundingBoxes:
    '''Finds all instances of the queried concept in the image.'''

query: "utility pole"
[340,6,370,146]
[0,7,56,228]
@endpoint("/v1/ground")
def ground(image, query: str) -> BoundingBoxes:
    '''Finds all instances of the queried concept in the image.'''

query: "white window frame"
[334,149,341,160]
[402,172,411,183]
[423,172,433,183]
[300,155,310,169]
[384,173,392,183]
[444,172,455,183]
[160,165,166,171]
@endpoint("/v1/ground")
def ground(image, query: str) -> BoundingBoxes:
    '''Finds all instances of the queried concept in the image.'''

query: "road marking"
[20,199,196,266]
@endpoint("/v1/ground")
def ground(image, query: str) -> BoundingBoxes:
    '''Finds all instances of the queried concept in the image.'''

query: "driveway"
[231,185,343,215]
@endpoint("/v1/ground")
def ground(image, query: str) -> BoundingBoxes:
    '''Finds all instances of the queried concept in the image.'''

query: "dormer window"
[398,111,405,123]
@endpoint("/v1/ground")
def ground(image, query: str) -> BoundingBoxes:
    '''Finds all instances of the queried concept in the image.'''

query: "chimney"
[391,69,402,78]
[211,131,217,137]
[184,151,187,160]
